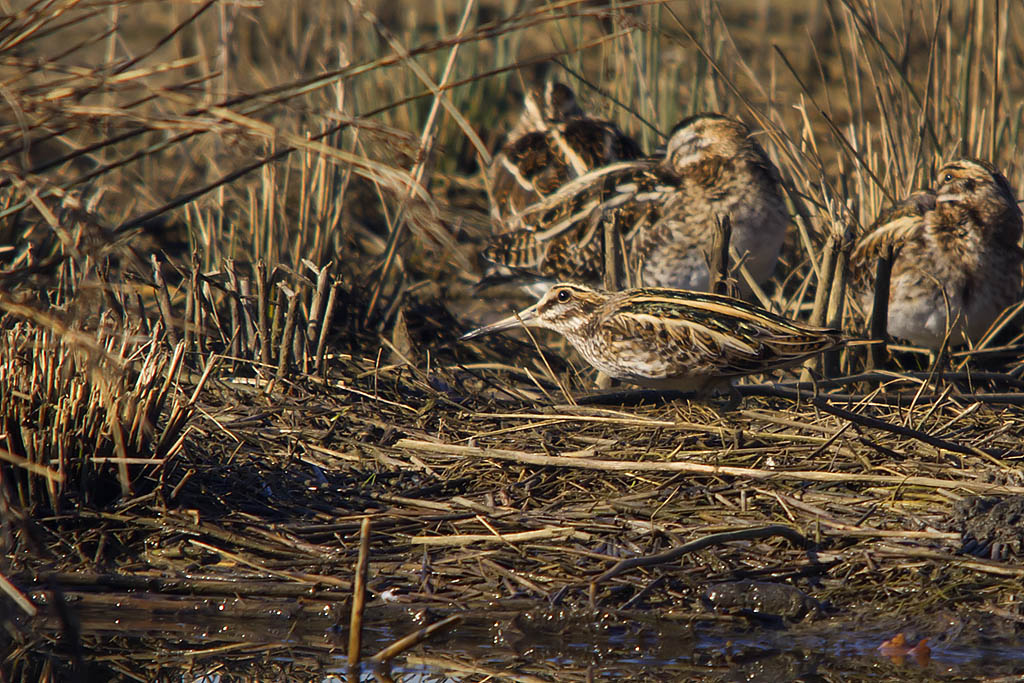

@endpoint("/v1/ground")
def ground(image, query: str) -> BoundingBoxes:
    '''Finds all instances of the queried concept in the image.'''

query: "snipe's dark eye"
[556,289,572,303]
[943,172,953,183]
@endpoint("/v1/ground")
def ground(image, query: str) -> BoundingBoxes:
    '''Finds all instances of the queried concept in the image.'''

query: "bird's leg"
[694,378,741,411]
[720,382,743,411]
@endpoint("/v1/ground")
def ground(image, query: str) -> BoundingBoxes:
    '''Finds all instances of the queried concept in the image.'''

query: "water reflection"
[5,594,1024,681]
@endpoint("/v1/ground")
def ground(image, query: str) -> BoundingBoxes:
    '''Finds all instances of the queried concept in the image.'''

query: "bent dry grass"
[3,1,1024,680]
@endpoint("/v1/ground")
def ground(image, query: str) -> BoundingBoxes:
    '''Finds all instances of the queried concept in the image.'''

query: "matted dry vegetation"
[3,1,1024,680]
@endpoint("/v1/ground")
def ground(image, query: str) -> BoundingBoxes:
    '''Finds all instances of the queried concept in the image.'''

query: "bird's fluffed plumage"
[851,159,1024,348]
[483,114,789,294]
[487,81,642,225]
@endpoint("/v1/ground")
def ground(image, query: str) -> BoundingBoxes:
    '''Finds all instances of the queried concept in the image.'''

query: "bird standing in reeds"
[483,113,790,295]
[487,81,642,223]
[461,283,843,394]
[850,159,1024,349]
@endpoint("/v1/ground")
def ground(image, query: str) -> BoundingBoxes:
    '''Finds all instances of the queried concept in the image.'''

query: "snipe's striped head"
[933,158,1022,242]
[935,159,1015,205]
[537,81,583,122]
[662,113,758,174]
[460,283,601,341]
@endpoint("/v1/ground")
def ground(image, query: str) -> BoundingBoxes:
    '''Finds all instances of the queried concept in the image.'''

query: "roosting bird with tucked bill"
[483,114,790,296]
[850,158,1024,349]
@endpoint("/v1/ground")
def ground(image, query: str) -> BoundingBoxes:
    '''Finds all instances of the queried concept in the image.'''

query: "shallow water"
[8,592,1024,681]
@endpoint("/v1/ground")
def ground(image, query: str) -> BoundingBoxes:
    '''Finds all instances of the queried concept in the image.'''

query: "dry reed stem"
[348,516,371,667]
[0,570,37,617]
[409,527,591,546]
[370,614,463,664]
[708,214,731,296]
[393,438,1024,494]
[867,242,894,370]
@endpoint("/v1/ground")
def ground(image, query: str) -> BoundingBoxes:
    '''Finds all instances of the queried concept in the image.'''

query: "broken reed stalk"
[316,280,341,375]
[602,215,620,292]
[709,214,732,296]
[294,291,308,374]
[867,242,894,370]
[238,276,255,354]
[151,255,178,346]
[347,516,372,668]
[225,261,243,362]
[306,260,331,348]
[618,230,634,288]
[200,278,225,345]
[271,284,286,360]
[823,224,853,377]
[255,260,272,369]
[185,258,198,355]
[800,234,839,382]
[370,614,462,664]
[275,283,298,381]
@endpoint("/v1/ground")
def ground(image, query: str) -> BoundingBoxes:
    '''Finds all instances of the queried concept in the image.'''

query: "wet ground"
[8,589,1024,681]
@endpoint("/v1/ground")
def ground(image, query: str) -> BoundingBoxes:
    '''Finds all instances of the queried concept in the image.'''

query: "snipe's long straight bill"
[460,305,540,341]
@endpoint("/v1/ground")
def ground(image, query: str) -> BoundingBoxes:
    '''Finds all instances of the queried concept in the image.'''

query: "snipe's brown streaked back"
[461,283,844,393]
[486,81,642,224]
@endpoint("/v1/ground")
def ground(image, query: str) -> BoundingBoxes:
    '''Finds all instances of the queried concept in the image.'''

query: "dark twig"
[255,260,272,368]
[602,215,620,292]
[592,525,810,585]
[275,283,299,381]
[317,281,341,376]
[709,214,732,296]
[867,242,894,370]
[765,385,999,458]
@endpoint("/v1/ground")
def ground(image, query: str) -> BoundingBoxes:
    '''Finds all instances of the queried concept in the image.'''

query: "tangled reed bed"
[8,309,1024,679]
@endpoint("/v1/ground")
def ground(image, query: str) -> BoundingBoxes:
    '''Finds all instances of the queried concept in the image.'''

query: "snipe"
[462,283,843,393]
[487,81,642,224]
[483,114,790,295]
[851,158,1024,348]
